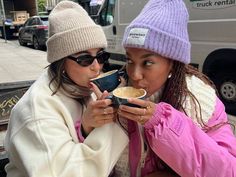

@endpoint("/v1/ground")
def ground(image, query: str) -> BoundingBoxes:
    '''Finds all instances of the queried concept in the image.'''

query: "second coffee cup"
[111,86,146,107]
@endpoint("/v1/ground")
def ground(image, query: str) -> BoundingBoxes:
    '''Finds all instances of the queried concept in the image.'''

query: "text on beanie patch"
[127,28,148,46]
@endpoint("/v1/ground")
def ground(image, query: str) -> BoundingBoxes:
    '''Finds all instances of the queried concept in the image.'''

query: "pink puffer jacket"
[76,98,236,177]
[128,98,236,177]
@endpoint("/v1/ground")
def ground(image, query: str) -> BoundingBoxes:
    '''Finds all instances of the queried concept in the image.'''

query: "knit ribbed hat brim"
[47,25,107,63]
[46,1,107,63]
[123,24,190,64]
[122,0,191,64]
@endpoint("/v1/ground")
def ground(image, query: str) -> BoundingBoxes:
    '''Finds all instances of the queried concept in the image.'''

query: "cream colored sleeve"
[5,120,128,177]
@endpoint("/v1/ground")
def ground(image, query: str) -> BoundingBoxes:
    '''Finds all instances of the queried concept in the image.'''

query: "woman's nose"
[90,59,102,71]
[130,67,143,81]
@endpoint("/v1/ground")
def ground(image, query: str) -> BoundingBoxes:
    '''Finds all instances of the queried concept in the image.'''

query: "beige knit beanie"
[46,0,107,63]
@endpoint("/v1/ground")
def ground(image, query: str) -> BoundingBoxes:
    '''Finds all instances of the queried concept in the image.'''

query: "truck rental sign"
[190,0,236,9]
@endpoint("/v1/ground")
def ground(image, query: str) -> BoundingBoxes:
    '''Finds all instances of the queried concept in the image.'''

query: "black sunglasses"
[67,50,110,67]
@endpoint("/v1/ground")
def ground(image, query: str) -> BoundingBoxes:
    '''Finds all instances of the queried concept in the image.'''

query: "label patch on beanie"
[127,28,148,46]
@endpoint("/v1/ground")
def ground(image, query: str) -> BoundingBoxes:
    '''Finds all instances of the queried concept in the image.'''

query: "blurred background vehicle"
[0,0,37,39]
[18,15,48,50]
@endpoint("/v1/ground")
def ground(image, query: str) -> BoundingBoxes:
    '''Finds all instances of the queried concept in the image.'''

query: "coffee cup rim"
[90,69,118,81]
[112,86,146,99]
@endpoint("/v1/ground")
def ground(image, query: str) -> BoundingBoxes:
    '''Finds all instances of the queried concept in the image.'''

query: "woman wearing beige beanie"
[4,1,128,177]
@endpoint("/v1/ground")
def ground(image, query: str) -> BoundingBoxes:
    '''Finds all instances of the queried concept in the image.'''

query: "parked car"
[18,16,48,50]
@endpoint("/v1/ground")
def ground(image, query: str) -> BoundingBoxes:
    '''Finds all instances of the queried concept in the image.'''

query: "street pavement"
[0,38,48,83]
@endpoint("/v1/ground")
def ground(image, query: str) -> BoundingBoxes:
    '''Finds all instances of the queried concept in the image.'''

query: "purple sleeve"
[144,100,236,177]
[75,120,85,142]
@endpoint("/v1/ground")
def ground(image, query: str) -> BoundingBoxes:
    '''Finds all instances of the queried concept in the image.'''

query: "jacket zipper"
[136,126,147,176]
[140,151,147,168]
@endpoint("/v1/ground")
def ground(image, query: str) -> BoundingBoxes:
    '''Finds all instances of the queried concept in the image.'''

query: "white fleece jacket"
[4,70,128,177]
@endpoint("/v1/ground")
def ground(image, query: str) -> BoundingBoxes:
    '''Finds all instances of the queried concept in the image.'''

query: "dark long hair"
[162,61,230,131]
[47,59,86,106]
[156,61,231,175]
[48,59,66,95]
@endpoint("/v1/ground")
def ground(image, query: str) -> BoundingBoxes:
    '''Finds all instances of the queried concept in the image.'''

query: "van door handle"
[112,25,117,35]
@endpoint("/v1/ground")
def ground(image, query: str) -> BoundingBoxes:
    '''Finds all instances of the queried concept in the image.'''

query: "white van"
[87,0,236,115]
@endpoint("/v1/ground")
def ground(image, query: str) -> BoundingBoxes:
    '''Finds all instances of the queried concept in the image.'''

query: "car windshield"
[40,17,49,26]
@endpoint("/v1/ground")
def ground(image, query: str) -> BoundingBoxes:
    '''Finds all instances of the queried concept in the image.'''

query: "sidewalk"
[0,38,48,83]
[0,39,49,164]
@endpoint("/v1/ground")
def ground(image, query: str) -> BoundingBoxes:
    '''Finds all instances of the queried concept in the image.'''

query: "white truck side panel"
[185,1,236,70]
[100,0,236,115]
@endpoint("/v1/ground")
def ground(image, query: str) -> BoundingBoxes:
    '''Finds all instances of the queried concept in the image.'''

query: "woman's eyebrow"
[126,52,149,58]
[98,48,104,52]
[78,51,89,55]
[125,52,131,57]
[140,53,155,59]
[125,52,158,59]
[69,52,88,58]
[78,49,104,56]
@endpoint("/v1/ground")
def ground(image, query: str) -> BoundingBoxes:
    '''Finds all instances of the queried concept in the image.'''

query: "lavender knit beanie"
[122,0,191,64]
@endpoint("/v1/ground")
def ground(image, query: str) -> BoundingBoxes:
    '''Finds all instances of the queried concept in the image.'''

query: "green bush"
[38,0,46,12]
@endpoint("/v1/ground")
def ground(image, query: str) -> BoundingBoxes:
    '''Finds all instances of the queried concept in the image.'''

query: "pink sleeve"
[75,119,85,142]
[206,98,236,157]
[144,100,236,177]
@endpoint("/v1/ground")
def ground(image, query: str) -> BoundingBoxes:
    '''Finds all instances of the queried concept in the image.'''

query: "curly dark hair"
[162,60,230,132]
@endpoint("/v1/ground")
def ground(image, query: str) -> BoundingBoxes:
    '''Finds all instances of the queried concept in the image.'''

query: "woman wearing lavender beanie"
[113,0,236,176]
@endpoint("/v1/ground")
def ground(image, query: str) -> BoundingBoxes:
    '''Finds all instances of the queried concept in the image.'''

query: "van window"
[92,0,115,26]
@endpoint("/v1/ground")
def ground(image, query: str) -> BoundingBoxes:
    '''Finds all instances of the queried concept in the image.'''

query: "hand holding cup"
[81,83,117,135]
[113,86,155,125]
